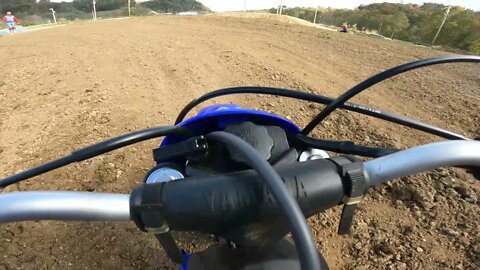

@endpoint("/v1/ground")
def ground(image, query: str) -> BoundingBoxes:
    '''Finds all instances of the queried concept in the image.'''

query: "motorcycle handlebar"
[130,158,347,235]
[1,141,479,226]
[0,192,130,223]
[365,140,480,185]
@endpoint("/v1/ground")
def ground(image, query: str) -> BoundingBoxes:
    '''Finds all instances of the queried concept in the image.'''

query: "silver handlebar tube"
[1,141,478,224]
[0,192,131,224]
[365,140,480,185]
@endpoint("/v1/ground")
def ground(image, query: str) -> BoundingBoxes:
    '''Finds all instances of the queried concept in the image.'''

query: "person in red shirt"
[3,12,20,33]
[340,23,348,33]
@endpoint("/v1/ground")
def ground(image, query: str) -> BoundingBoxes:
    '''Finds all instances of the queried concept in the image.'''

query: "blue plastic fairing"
[161,104,300,147]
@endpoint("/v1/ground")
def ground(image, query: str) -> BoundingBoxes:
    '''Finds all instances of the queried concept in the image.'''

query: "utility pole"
[432,5,451,46]
[92,0,97,20]
[279,0,283,15]
[49,8,57,24]
[313,7,318,24]
[128,0,131,17]
[243,0,246,13]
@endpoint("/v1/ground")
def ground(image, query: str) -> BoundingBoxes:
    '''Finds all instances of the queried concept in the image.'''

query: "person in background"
[340,23,348,33]
[3,12,20,33]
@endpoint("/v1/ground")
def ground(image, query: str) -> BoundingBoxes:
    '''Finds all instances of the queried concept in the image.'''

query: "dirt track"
[0,15,479,269]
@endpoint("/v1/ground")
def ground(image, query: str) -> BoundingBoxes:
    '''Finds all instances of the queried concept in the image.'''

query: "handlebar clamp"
[130,184,184,264]
[331,157,369,235]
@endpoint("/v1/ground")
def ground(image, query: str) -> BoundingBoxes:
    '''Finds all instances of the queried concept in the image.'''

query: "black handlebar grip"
[131,158,346,236]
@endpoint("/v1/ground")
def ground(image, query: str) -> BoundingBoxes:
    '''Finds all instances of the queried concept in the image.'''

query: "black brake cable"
[293,134,399,158]
[0,126,192,188]
[301,55,480,135]
[174,86,466,140]
[206,131,321,270]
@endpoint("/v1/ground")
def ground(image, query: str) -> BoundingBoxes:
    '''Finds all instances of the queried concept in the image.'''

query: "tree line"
[269,3,480,54]
[141,0,208,13]
[0,0,132,15]
[0,0,207,17]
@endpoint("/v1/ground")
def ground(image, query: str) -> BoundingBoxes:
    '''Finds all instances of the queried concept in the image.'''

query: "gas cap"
[145,166,184,184]
[299,148,330,161]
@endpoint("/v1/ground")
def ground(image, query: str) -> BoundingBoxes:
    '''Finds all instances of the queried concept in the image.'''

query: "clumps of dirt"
[248,91,479,270]
[340,168,480,270]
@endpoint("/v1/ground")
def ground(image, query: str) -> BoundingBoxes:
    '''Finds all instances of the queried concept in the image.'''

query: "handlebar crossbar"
[1,141,479,225]
[365,140,480,185]
[0,191,130,224]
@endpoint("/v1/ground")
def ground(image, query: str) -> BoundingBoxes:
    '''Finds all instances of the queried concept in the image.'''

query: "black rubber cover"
[131,158,346,239]
[224,122,274,162]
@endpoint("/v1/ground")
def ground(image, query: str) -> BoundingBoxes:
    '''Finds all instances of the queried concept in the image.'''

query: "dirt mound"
[211,12,337,31]
[0,15,479,269]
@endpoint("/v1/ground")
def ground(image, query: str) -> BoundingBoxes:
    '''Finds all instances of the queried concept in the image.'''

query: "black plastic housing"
[131,158,346,239]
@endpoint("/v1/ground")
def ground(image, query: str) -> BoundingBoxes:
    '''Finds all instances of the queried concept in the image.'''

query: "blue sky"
[48,1,480,12]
